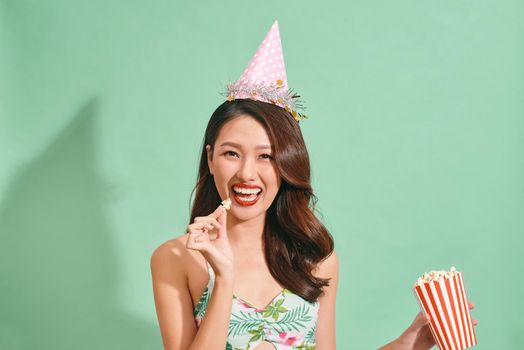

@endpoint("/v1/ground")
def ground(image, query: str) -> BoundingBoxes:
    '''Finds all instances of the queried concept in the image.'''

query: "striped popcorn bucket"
[413,272,477,350]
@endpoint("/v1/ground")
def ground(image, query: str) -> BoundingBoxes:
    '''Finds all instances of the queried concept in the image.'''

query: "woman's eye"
[223,151,272,159]
[224,151,237,156]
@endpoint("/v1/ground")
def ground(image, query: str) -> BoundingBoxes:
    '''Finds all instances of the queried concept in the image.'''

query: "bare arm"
[188,274,234,350]
[150,238,234,350]
[314,250,339,350]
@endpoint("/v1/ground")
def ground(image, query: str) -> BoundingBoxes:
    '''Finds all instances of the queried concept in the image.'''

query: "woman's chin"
[229,206,267,222]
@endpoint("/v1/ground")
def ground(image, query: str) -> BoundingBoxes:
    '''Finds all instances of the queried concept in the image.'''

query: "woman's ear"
[206,144,214,175]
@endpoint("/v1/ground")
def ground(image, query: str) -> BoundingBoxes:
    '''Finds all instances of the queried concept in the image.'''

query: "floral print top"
[193,262,319,350]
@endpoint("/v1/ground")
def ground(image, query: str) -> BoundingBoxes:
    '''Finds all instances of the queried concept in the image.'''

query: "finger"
[187,226,201,235]
[194,217,222,229]
[193,233,206,243]
[186,232,210,250]
[468,301,475,309]
[187,225,212,235]
[187,224,202,235]
[203,223,214,231]
[189,220,220,232]
[216,205,227,238]
[186,233,202,249]
[473,319,478,326]
[410,311,430,331]
[209,204,226,219]
[202,218,221,230]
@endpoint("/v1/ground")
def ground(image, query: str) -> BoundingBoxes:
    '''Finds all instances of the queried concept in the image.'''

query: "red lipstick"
[231,183,262,207]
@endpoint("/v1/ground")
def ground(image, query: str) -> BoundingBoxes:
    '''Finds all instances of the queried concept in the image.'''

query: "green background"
[1,0,523,348]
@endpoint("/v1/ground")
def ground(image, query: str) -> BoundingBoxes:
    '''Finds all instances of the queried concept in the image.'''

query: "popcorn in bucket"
[413,267,478,350]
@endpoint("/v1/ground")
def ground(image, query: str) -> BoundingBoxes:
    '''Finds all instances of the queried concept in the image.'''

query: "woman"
[150,22,476,350]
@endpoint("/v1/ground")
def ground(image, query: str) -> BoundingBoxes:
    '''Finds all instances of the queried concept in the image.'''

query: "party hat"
[225,20,307,121]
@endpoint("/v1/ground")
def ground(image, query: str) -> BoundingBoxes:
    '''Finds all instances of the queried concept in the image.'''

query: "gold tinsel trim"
[222,80,308,122]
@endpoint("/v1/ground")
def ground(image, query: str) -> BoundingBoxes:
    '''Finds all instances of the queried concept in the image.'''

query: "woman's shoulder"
[312,249,339,279]
[150,233,202,275]
[151,234,188,258]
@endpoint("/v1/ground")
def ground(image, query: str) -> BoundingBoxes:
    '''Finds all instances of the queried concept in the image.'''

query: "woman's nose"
[237,158,256,181]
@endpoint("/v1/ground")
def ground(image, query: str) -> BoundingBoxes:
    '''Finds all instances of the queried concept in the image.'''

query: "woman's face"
[207,115,281,222]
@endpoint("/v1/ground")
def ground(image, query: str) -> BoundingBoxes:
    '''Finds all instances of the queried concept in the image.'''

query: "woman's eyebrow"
[219,141,273,150]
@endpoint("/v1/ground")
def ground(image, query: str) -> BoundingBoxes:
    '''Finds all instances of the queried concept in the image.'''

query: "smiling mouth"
[231,185,262,206]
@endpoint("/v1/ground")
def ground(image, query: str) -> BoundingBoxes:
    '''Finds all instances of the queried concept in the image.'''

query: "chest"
[188,254,284,311]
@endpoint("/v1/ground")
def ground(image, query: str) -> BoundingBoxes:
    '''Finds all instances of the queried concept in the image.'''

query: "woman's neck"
[227,213,265,250]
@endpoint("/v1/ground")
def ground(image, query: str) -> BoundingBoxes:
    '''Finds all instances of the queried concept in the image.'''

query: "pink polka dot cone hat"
[225,20,307,122]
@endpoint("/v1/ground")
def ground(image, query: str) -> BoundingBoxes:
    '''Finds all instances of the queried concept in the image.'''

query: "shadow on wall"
[0,99,160,349]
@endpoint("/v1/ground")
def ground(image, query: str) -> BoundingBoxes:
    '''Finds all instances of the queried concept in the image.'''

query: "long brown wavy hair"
[190,99,334,302]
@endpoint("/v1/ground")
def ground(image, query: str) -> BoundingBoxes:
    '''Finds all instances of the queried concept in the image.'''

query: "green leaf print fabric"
[193,262,319,350]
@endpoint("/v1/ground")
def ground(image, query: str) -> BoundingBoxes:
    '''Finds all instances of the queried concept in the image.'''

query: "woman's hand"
[386,302,478,350]
[186,204,234,278]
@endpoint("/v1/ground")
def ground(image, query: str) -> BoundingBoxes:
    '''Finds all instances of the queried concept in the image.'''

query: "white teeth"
[237,194,258,201]
[233,186,261,195]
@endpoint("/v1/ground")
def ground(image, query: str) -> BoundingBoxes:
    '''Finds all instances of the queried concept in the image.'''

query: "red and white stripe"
[413,272,478,350]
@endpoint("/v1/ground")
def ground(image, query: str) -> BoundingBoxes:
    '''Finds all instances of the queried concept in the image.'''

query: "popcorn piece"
[414,266,460,287]
[221,198,232,210]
